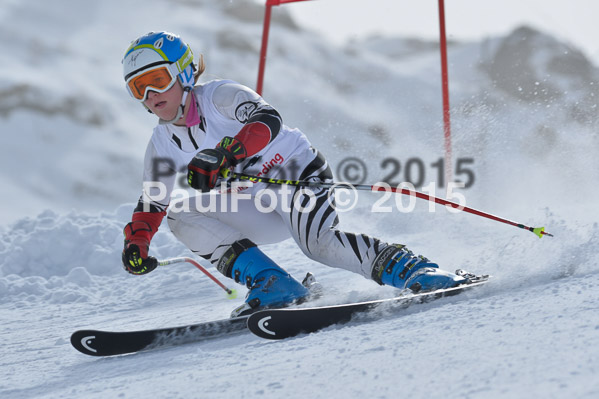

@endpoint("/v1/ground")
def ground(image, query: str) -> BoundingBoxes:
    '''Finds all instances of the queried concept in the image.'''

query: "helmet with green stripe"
[123,31,196,89]
[122,31,198,123]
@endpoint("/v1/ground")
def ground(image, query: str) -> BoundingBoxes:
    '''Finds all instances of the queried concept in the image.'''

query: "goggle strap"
[167,62,180,79]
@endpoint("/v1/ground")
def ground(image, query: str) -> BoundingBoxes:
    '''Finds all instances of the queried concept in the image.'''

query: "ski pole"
[221,170,553,239]
[159,257,237,299]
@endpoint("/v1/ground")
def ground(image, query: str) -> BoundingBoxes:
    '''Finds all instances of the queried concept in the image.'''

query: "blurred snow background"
[1,1,598,398]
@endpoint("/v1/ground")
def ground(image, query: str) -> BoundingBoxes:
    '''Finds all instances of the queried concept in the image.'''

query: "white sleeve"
[211,82,268,121]
[138,140,177,212]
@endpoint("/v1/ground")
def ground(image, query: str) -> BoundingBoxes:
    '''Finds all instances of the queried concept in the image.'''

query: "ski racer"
[121,31,470,316]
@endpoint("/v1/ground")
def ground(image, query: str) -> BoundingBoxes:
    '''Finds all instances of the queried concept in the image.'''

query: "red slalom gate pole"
[257,0,313,95]
[256,2,273,95]
[438,0,453,187]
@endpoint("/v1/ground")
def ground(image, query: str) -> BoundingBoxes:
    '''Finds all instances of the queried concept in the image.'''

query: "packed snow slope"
[1,0,599,398]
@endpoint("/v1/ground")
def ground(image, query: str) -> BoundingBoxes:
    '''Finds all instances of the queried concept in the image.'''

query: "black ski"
[71,316,248,356]
[247,278,490,340]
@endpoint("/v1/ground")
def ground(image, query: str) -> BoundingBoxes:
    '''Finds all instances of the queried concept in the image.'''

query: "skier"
[121,31,470,316]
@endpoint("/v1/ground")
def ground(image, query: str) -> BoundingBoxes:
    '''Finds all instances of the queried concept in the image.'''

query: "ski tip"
[71,330,102,356]
[226,288,238,300]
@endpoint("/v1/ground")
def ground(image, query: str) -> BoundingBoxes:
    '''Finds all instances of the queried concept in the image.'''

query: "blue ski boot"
[371,244,468,292]
[217,239,310,317]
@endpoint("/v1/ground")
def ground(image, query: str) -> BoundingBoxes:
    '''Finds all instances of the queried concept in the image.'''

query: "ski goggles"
[125,63,180,102]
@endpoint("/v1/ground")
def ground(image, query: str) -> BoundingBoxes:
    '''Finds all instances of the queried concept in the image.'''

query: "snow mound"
[0,205,202,303]
[0,209,124,279]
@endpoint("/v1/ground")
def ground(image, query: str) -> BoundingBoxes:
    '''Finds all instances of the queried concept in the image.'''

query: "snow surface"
[1,0,599,398]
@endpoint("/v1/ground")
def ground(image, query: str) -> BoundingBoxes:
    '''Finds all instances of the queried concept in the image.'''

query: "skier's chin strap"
[158,86,192,125]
